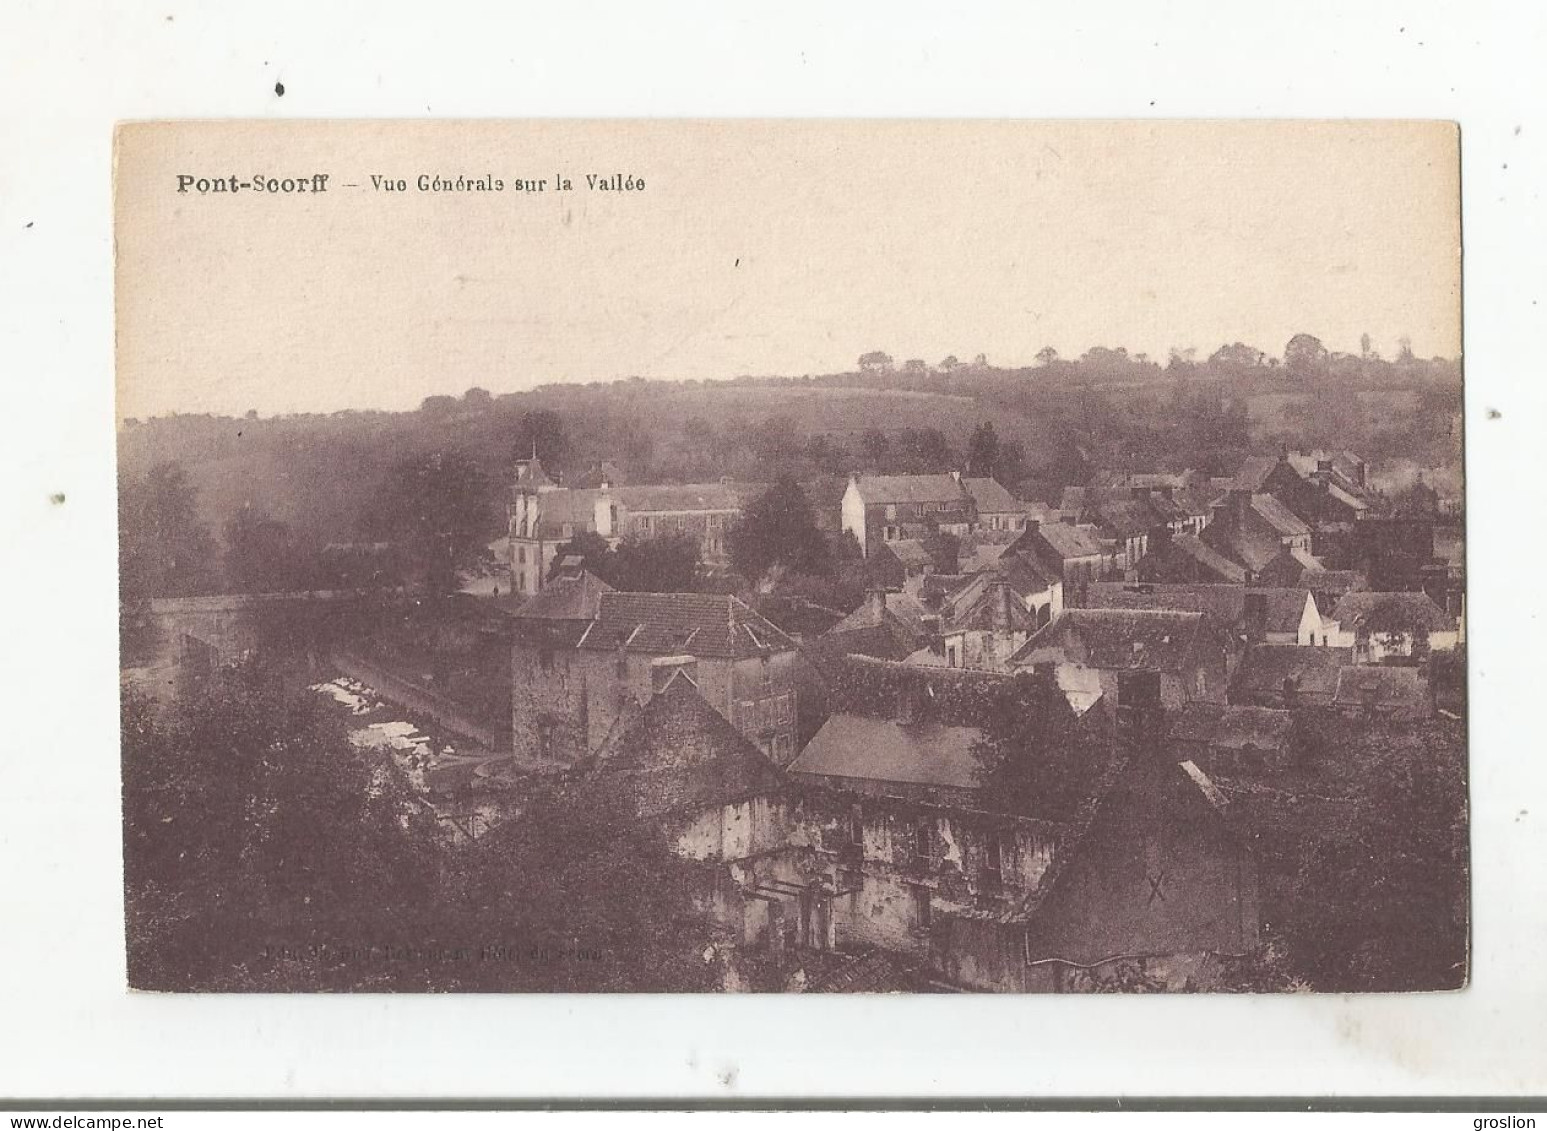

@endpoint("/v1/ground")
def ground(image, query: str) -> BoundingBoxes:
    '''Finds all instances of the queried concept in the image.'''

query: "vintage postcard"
[115,120,1465,994]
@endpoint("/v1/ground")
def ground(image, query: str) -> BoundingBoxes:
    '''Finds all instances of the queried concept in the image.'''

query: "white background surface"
[0,0,1543,1102]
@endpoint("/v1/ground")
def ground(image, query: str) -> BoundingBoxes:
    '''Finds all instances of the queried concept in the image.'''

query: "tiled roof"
[1011,609,1211,672]
[962,476,1020,513]
[1034,521,1105,560]
[577,592,795,658]
[1329,591,1456,632]
[853,474,970,506]
[594,679,787,817]
[788,713,985,791]
[1169,703,1295,751]
[513,570,614,622]
[1231,644,1352,699]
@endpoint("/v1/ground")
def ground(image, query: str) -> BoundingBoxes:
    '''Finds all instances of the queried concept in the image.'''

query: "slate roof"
[1329,591,1456,633]
[1033,521,1105,560]
[853,474,970,506]
[1331,666,1430,715]
[1144,534,1249,583]
[1232,456,1280,493]
[962,476,1020,513]
[513,569,614,622]
[615,481,754,513]
[594,679,787,817]
[1250,494,1311,537]
[996,552,1061,595]
[1303,569,1366,595]
[889,539,937,570]
[1011,609,1211,672]
[1169,703,1295,751]
[1231,644,1352,700]
[1093,498,1162,539]
[788,713,985,792]
[818,601,930,662]
[1202,513,1285,573]
[1082,583,1312,637]
[576,592,795,658]
[950,579,1040,635]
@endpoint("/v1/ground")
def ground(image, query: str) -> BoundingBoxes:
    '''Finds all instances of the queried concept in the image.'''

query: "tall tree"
[223,507,310,593]
[1283,333,1330,379]
[119,461,218,599]
[451,781,720,991]
[726,477,831,585]
[609,533,701,593]
[122,670,441,990]
[364,451,492,596]
[967,421,1001,478]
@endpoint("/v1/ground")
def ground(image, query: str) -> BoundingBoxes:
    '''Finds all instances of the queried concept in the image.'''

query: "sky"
[115,120,1461,419]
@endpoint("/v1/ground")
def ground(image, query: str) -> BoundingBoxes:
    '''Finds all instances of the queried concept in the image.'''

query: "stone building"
[507,456,757,597]
[1010,608,1231,718]
[510,590,802,767]
[840,473,977,558]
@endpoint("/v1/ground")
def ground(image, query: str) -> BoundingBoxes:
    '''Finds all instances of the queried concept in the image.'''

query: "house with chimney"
[1010,608,1231,718]
[1200,488,1314,579]
[962,477,1027,533]
[1013,521,1107,588]
[510,590,802,766]
[508,456,756,596]
[1317,591,1460,663]
[904,576,1041,672]
[840,473,976,558]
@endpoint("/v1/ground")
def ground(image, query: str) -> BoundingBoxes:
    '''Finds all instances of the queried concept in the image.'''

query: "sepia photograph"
[114,119,1466,996]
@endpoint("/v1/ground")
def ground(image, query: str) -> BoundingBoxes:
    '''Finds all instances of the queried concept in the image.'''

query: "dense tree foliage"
[726,477,831,585]
[123,666,720,991]
[223,507,317,593]
[549,530,702,593]
[362,451,493,596]
[119,461,219,599]
[971,671,1112,820]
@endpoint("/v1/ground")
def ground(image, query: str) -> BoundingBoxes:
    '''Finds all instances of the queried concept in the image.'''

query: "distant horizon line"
[121,342,1463,424]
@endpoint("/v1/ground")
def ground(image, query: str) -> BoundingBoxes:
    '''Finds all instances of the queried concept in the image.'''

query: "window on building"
[848,805,864,849]
[1195,669,1208,698]
[914,817,933,865]
[536,717,554,760]
[771,732,792,762]
[912,886,933,928]
[984,832,1004,883]
[517,546,527,564]
[884,525,900,541]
